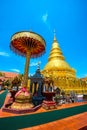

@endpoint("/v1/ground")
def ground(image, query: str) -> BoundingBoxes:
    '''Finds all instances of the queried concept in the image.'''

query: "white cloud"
[42,12,48,23]
[77,73,87,78]
[41,12,52,33]
[0,52,10,57]
[28,73,34,76]
[30,61,41,67]
[84,74,87,77]
[10,69,20,73]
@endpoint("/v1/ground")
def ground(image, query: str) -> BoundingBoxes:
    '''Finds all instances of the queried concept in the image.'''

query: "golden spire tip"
[53,29,57,41]
[30,26,32,32]
[37,61,41,69]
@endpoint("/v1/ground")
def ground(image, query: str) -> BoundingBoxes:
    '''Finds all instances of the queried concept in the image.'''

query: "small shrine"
[29,62,45,105]
[42,77,57,110]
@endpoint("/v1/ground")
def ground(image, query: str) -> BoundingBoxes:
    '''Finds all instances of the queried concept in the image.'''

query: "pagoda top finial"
[53,29,57,41]
[30,28,32,32]
[37,61,41,70]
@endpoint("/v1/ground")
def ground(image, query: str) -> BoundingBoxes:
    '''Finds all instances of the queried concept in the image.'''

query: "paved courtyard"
[0,91,87,130]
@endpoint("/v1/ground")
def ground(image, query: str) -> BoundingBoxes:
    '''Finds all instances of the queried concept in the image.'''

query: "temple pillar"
[43,84,46,92]
[34,83,37,95]
[38,81,42,96]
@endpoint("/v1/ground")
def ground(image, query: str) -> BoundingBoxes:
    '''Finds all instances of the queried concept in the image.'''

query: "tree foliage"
[12,76,21,86]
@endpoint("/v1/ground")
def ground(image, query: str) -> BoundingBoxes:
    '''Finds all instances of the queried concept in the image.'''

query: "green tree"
[2,80,11,89]
[12,76,21,90]
[18,74,24,81]
[0,72,5,77]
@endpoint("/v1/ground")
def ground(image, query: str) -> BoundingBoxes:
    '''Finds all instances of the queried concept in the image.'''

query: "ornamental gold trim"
[11,31,46,47]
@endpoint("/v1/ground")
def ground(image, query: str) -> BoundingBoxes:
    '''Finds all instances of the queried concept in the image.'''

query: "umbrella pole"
[23,50,31,88]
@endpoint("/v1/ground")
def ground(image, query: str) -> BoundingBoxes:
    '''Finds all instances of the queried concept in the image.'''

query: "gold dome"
[42,34,76,78]
[44,60,74,71]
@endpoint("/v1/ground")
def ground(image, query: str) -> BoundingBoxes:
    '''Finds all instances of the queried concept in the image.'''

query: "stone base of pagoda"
[42,100,57,110]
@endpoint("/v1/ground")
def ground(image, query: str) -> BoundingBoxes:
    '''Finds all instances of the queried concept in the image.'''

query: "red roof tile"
[0,71,19,78]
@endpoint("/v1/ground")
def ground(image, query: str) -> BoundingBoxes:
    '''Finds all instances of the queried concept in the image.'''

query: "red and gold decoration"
[42,77,57,110]
[11,87,34,110]
[10,31,46,110]
[42,92,56,110]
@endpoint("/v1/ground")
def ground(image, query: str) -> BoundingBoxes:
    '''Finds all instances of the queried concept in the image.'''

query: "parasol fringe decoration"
[10,31,46,58]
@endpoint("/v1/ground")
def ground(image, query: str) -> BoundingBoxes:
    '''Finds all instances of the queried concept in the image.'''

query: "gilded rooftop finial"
[53,29,57,41]
[37,61,41,70]
[30,28,32,32]
[30,25,32,32]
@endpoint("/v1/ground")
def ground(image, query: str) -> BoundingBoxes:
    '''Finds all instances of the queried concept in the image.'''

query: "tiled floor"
[21,112,87,130]
[1,93,87,130]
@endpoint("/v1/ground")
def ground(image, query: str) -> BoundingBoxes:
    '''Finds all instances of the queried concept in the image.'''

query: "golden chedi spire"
[42,31,76,78]
[42,31,87,95]
[48,31,65,61]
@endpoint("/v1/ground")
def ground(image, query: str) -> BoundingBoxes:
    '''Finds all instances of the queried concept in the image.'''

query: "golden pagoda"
[42,33,87,94]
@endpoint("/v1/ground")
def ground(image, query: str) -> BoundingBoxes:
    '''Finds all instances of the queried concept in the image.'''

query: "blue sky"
[0,0,87,78]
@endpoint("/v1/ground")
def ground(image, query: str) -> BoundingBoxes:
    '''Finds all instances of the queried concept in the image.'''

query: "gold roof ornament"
[53,29,57,41]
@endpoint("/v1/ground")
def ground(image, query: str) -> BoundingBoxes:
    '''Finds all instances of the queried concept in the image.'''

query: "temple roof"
[30,63,44,80]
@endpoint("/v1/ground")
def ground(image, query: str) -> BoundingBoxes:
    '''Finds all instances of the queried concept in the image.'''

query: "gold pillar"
[23,50,31,87]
